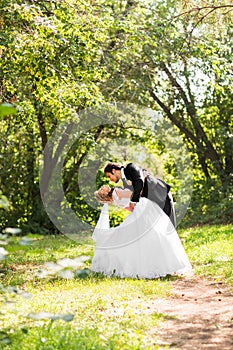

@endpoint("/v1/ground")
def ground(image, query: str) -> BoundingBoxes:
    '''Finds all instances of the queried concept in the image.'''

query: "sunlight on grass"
[179,224,233,284]
[0,234,172,349]
[0,225,232,349]
[1,277,171,349]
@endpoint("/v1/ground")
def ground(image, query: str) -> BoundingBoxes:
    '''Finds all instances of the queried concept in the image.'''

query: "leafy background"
[0,0,232,231]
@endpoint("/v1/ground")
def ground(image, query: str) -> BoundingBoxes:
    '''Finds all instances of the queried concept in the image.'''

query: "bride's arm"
[114,188,132,199]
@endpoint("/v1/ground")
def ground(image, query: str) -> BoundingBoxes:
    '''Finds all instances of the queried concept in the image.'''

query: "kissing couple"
[91,162,192,279]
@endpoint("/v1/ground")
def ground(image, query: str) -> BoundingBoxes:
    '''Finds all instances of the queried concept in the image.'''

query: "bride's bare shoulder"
[115,187,132,198]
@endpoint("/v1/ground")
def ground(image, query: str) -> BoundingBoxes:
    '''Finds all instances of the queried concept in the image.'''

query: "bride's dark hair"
[94,186,115,203]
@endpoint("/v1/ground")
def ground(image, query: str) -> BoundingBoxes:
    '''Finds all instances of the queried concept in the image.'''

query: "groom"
[104,162,176,227]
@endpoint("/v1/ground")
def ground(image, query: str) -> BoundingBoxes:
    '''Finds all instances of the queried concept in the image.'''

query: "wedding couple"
[91,162,192,279]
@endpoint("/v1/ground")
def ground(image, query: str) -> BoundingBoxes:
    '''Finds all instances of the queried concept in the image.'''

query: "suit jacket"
[123,163,169,207]
[122,163,176,227]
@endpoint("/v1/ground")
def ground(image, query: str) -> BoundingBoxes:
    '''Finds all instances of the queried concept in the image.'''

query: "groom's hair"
[104,162,122,174]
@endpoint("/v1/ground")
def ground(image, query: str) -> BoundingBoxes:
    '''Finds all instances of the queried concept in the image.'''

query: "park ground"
[0,224,232,349]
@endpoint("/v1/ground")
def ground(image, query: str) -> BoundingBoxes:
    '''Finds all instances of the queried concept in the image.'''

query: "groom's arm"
[126,163,144,203]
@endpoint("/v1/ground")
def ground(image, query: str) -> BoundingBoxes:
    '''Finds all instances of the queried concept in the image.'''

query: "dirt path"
[154,275,233,349]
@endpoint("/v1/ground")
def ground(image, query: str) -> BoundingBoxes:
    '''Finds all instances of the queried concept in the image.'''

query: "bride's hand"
[125,206,133,212]
[129,202,136,211]
[125,203,135,212]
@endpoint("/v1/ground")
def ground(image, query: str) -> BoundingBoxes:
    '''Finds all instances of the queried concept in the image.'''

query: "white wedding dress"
[91,189,192,279]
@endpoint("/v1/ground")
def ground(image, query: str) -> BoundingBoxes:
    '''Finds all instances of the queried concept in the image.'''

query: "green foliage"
[180,176,233,227]
[0,191,9,211]
[99,0,233,186]
[0,0,232,232]
[109,205,130,227]
[0,103,16,212]
[1,0,109,231]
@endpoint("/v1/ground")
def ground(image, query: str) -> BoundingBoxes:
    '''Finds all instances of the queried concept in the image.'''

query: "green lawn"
[181,224,233,284]
[0,224,232,349]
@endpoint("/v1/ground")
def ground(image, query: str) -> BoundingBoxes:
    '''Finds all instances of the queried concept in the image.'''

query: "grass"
[180,224,233,284]
[0,224,232,349]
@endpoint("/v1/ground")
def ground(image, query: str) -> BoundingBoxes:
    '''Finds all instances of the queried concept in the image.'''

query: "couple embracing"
[91,162,192,279]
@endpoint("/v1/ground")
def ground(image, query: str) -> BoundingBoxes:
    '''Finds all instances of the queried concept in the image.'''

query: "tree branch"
[174,5,233,19]
[149,89,202,148]
[37,109,48,150]
[159,62,224,172]
[160,61,196,117]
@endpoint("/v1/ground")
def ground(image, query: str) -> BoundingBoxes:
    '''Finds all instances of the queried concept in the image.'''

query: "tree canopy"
[0,0,232,231]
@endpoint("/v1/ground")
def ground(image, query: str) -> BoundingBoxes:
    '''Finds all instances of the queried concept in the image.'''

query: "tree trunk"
[39,120,75,197]
[63,125,105,194]
[26,125,40,221]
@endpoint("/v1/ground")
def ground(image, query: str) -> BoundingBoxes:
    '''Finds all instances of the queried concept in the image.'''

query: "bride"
[91,185,192,279]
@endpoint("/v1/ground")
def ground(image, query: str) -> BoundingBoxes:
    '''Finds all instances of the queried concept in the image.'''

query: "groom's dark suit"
[122,163,176,227]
